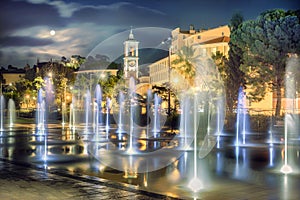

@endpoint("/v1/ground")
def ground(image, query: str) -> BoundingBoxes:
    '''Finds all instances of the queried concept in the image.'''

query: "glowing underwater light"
[280,164,293,174]
[188,177,203,192]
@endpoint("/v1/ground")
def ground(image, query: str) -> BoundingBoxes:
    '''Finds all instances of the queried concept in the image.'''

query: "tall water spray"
[236,86,248,146]
[127,77,136,154]
[84,90,91,132]
[105,97,111,138]
[146,89,152,138]
[36,88,48,165]
[153,93,161,137]
[117,91,125,135]
[213,96,225,149]
[179,97,184,133]
[44,77,55,115]
[94,84,103,135]
[0,95,4,131]
[280,54,299,174]
[188,91,203,192]
[36,89,46,133]
[69,103,75,128]
[179,95,192,148]
[8,99,16,127]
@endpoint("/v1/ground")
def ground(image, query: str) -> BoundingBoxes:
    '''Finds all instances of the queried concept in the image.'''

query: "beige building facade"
[149,25,230,88]
[148,25,283,115]
[171,25,230,53]
[2,73,25,85]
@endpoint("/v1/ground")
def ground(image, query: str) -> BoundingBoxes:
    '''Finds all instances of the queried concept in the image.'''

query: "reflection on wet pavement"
[0,124,300,199]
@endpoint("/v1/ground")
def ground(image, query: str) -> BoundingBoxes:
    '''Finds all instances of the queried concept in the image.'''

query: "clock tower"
[123,29,139,82]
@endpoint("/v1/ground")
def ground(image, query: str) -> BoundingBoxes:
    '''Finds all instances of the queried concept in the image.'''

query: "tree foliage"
[61,55,86,69]
[171,46,197,86]
[231,9,300,117]
[99,73,122,99]
[224,12,245,114]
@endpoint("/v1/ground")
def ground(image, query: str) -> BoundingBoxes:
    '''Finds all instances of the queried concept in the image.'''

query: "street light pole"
[161,36,173,117]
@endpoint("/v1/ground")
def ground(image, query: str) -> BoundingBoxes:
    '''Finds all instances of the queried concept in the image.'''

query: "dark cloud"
[0,36,54,47]
[0,0,67,36]
[71,2,177,28]
[0,49,55,68]
[0,0,298,68]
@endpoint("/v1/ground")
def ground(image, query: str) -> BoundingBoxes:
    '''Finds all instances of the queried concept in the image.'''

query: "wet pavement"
[1,123,300,199]
[1,156,300,200]
[0,158,177,200]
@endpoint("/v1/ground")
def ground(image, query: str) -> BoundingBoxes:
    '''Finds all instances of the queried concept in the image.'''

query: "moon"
[50,30,56,36]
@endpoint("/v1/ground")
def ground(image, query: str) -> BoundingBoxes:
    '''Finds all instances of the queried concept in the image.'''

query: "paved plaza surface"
[0,124,300,199]
[0,159,176,200]
[1,157,300,200]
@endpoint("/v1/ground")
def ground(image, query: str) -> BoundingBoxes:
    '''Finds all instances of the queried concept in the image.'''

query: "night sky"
[0,0,299,67]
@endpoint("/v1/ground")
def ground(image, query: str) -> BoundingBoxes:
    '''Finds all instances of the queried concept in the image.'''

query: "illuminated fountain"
[84,90,91,133]
[179,95,192,149]
[36,76,55,133]
[105,97,111,139]
[280,54,299,174]
[69,103,75,129]
[235,86,248,146]
[72,28,225,186]
[8,99,16,127]
[152,93,161,136]
[116,91,125,138]
[188,90,203,192]
[280,114,293,174]
[127,77,136,154]
[0,95,4,131]
[216,101,223,149]
[146,89,152,138]
[94,84,103,134]
[184,55,225,194]
[36,89,46,133]
[35,87,48,167]
[94,84,103,125]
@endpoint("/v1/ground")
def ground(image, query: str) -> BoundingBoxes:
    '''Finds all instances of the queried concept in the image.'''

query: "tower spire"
[129,26,134,40]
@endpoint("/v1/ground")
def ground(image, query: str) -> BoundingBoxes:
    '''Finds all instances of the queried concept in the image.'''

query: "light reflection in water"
[1,124,300,200]
[216,151,223,175]
[269,147,274,167]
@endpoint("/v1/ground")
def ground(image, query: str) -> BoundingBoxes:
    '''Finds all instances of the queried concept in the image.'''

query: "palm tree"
[171,46,197,86]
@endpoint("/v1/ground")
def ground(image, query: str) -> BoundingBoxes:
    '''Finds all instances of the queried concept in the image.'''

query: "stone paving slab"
[1,158,300,200]
[0,159,179,200]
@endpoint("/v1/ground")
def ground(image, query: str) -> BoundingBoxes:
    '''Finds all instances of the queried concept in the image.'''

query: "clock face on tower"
[129,60,136,67]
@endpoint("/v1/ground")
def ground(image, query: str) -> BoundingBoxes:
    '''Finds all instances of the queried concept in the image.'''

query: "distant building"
[123,29,139,81]
[0,65,26,85]
[122,29,151,95]
[193,35,230,58]
[171,25,230,53]
[149,25,230,88]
